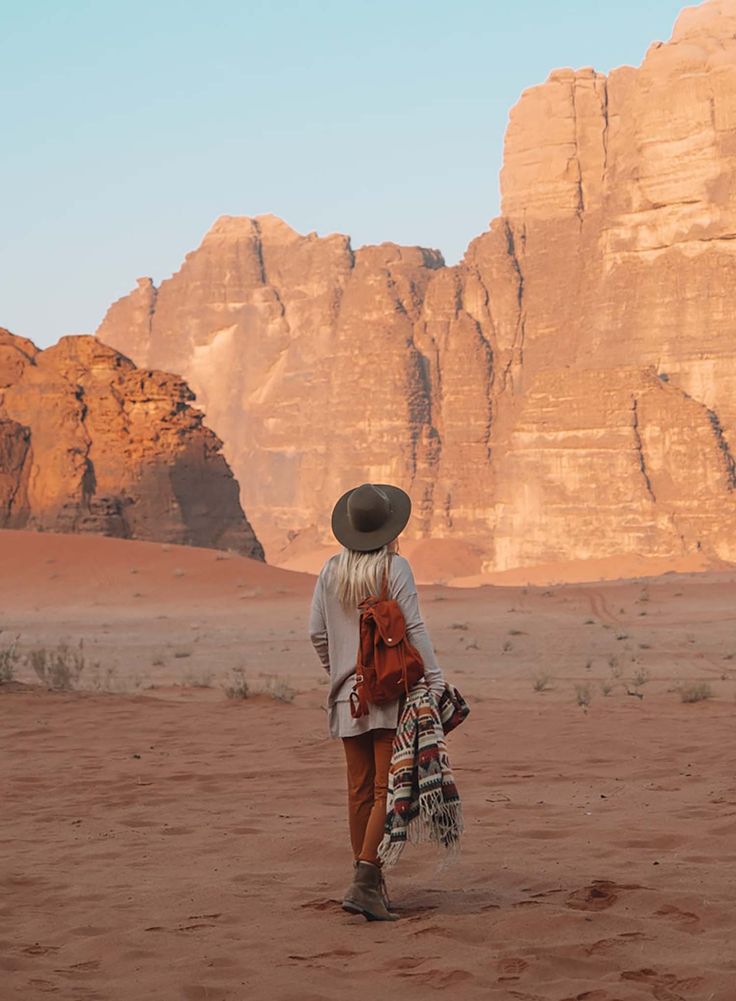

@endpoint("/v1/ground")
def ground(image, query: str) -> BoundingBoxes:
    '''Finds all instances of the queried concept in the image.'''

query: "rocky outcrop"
[98,0,736,574]
[0,328,264,558]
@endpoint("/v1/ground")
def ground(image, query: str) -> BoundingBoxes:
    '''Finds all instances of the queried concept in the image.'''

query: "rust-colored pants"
[342,728,396,865]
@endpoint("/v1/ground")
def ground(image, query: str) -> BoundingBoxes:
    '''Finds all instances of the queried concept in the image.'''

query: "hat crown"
[347,483,392,534]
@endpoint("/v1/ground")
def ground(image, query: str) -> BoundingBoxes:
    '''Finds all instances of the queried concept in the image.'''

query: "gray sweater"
[309,553,445,738]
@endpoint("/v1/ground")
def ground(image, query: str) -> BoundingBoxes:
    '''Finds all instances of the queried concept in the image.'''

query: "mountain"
[97,0,736,576]
[0,329,264,558]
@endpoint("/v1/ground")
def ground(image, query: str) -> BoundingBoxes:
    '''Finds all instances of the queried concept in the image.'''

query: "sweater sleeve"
[308,571,330,674]
[392,557,445,698]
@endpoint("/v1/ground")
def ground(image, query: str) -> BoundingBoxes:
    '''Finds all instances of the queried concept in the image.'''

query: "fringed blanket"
[378,685,463,867]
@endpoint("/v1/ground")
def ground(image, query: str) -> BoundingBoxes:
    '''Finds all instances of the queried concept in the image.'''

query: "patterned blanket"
[378,685,463,867]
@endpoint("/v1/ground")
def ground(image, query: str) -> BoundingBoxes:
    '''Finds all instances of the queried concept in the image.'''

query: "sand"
[2,529,736,1000]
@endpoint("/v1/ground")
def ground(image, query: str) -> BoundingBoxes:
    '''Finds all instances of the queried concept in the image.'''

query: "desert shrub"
[678,682,713,704]
[224,667,249,700]
[183,669,214,688]
[0,634,21,684]
[631,668,650,688]
[575,684,592,710]
[30,641,86,690]
[261,675,296,703]
[532,673,551,693]
[87,664,119,693]
[600,680,614,697]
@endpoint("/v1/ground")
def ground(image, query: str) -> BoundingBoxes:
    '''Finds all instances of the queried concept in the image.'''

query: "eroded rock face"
[98,0,736,573]
[0,328,264,558]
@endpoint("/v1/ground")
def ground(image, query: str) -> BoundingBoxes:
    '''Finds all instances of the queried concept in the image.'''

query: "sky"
[3,0,688,348]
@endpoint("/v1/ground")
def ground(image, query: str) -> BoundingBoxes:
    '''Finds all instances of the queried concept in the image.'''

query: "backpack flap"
[368,599,406,647]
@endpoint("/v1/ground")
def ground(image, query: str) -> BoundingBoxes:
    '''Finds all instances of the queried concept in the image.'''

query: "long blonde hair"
[333,543,394,610]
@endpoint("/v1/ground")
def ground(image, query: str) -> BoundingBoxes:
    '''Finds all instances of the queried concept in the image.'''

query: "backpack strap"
[379,551,393,601]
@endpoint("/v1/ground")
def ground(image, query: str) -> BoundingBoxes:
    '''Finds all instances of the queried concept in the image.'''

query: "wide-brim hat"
[331,483,411,552]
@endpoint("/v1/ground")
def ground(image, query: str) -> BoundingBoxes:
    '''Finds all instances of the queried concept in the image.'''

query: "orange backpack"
[349,560,425,719]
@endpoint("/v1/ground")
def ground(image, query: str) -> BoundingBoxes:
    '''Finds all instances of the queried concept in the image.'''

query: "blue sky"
[3,0,687,347]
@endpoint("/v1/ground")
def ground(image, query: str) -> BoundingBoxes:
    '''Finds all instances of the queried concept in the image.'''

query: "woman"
[309,482,445,921]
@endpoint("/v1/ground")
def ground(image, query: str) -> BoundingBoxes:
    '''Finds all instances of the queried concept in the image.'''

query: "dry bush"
[30,641,89,690]
[575,684,592,710]
[261,675,296,703]
[600,680,615,697]
[183,669,214,688]
[224,667,249,700]
[631,667,650,688]
[532,673,552,693]
[0,633,21,684]
[88,664,121,693]
[450,622,469,631]
[678,682,713,704]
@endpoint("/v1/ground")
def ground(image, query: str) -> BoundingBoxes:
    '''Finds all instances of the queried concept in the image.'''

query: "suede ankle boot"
[342,861,398,921]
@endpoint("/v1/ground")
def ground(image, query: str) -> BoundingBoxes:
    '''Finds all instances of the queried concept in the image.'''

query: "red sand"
[2,530,736,999]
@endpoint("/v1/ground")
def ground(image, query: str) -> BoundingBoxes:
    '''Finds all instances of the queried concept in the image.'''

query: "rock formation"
[0,328,264,558]
[98,0,736,575]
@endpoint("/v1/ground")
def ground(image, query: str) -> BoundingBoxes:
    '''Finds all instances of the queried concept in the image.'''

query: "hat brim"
[331,484,412,552]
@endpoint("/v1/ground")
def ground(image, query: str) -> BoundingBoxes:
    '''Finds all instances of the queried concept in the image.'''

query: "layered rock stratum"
[0,329,264,558]
[98,0,736,575]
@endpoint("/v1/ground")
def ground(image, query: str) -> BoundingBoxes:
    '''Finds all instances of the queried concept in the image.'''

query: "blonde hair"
[333,544,393,610]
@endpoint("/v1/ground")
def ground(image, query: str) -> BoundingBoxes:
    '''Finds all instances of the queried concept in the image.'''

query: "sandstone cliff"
[0,328,264,558]
[98,0,736,576]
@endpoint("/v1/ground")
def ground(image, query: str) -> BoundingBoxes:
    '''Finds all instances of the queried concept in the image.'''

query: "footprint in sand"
[28,979,59,994]
[655,905,700,930]
[52,960,100,978]
[566,880,640,911]
[496,956,528,980]
[300,898,343,913]
[559,991,616,1001]
[395,967,473,988]
[620,967,704,1000]
[585,932,667,957]
[21,944,60,956]
[288,948,358,962]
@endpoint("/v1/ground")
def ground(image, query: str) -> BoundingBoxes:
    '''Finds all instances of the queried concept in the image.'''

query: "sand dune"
[2,529,736,999]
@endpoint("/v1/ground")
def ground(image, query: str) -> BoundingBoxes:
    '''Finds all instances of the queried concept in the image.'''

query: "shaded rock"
[0,328,263,558]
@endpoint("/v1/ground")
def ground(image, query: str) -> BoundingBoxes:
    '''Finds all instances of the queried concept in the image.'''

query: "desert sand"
[2,530,736,1000]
